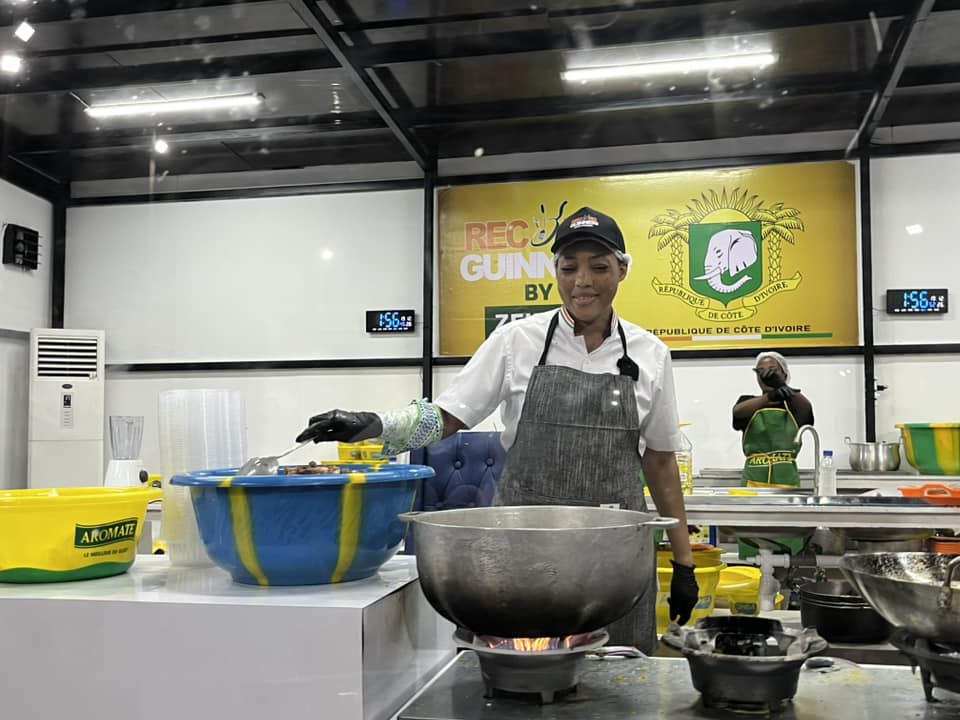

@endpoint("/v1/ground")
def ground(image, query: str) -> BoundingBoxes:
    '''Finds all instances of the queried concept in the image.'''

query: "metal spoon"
[237,440,312,476]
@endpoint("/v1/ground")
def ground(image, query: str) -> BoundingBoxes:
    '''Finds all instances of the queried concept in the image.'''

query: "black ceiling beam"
[899,62,960,87]
[0,0,277,26]
[845,0,937,155]
[348,2,913,67]
[334,0,906,33]
[0,49,338,96]
[322,0,418,115]
[13,111,386,154]
[288,0,429,170]
[26,28,317,59]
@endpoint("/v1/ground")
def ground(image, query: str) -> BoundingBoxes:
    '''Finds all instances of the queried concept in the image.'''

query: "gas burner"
[662,616,828,713]
[453,628,609,704]
[890,629,960,702]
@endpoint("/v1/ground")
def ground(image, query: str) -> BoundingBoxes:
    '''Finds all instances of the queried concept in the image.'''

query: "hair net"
[755,351,790,382]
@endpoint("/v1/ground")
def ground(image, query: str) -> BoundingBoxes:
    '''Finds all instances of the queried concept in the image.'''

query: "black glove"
[668,560,699,626]
[295,410,383,444]
[768,385,800,402]
[759,369,785,388]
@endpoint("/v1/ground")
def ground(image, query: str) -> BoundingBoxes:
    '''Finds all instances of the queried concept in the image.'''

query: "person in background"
[732,351,814,557]
[295,206,698,653]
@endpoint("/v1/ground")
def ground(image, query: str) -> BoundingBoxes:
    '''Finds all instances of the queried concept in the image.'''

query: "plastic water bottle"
[675,426,694,496]
[818,450,838,497]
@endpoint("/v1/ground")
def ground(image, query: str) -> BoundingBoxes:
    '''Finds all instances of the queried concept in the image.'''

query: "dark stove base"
[397,651,959,720]
[890,629,960,703]
[481,683,578,705]
[700,695,790,715]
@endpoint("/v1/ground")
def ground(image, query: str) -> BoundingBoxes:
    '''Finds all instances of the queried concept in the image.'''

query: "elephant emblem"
[692,228,758,294]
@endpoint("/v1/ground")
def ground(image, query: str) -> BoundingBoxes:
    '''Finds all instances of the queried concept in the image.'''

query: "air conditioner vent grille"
[36,336,100,378]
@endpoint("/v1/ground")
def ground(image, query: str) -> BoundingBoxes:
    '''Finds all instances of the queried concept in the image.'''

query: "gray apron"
[495,311,656,653]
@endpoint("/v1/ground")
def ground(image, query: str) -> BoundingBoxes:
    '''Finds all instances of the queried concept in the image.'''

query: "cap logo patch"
[569,214,599,229]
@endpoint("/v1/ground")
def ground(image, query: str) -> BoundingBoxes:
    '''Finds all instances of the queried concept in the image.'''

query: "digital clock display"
[885,288,948,314]
[365,309,415,333]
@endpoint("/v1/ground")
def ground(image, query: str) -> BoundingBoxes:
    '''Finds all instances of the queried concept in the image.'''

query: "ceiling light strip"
[562,53,778,82]
[84,93,263,119]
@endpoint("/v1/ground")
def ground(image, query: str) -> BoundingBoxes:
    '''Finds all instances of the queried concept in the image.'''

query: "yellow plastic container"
[337,441,386,461]
[658,544,723,568]
[716,566,762,614]
[0,486,160,583]
[656,555,726,633]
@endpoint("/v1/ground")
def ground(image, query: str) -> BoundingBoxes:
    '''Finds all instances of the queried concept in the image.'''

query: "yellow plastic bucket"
[716,566,762,614]
[0,486,160,583]
[658,543,723,568]
[656,556,726,632]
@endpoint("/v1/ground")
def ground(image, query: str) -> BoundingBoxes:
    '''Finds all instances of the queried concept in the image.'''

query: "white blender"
[104,415,146,487]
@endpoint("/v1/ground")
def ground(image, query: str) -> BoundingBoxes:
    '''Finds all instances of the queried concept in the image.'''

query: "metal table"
[653,494,960,531]
[397,652,959,720]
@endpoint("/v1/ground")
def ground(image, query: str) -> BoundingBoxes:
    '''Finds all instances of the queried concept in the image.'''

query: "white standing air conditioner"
[27,329,106,488]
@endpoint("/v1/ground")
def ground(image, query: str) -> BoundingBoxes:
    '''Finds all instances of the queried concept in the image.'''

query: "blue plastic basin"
[170,463,434,586]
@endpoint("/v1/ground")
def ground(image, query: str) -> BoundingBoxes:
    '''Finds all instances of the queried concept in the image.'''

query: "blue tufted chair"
[402,431,506,553]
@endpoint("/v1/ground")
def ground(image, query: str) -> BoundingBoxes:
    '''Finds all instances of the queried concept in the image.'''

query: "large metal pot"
[798,581,892,643]
[400,505,678,638]
[845,436,901,472]
[840,552,960,643]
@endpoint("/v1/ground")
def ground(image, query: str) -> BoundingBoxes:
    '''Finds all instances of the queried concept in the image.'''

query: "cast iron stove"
[890,628,960,702]
[453,628,610,704]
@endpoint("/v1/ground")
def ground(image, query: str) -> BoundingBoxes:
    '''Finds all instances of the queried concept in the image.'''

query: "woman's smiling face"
[556,240,627,327]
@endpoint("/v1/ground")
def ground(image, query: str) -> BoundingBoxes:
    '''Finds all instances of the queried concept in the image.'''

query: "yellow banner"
[438,161,859,355]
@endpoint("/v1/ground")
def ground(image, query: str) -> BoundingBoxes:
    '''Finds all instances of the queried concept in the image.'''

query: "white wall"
[0,179,53,488]
[875,355,960,435]
[0,179,53,332]
[872,155,960,345]
[65,190,425,363]
[105,368,423,477]
[0,334,30,489]
[62,189,426,473]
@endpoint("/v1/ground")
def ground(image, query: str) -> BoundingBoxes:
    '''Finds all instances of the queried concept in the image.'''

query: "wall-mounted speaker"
[2,223,40,270]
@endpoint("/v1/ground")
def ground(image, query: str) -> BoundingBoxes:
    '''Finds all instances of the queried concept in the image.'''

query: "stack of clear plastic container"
[158,389,247,566]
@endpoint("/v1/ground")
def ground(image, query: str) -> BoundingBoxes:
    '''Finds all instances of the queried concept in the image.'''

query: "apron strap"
[537,312,561,366]
[616,321,639,381]
[539,311,639,381]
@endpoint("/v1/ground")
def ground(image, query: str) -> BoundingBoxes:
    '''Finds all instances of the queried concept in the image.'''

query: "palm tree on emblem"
[648,188,804,284]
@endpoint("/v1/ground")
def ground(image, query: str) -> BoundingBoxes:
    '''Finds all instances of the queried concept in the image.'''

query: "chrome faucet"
[794,424,822,495]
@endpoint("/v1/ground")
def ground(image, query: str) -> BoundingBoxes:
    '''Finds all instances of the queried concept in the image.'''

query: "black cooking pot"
[799,581,892,643]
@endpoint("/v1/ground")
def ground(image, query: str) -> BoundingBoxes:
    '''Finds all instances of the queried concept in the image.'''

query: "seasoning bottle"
[675,424,694,495]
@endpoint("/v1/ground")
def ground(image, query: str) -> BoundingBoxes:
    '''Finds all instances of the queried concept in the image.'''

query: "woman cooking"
[295,206,698,653]
[732,351,814,558]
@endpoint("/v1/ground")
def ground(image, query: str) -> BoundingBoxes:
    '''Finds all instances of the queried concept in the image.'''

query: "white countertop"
[0,553,421,609]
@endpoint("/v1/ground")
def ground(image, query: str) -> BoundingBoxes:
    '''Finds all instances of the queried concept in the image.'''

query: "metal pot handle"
[844,436,852,445]
[642,516,680,530]
[397,511,423,522]
[938,556,960,611]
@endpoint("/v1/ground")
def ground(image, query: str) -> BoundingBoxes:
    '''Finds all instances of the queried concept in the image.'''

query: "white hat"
[755,351,790,383]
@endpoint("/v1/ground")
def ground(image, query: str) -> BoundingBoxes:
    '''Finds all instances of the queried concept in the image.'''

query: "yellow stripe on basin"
[228,487,269,586]
[935,430,960,475]
[330,472,367,583]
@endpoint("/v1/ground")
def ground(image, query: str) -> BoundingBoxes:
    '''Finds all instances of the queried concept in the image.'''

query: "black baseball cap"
[550,206,626,255]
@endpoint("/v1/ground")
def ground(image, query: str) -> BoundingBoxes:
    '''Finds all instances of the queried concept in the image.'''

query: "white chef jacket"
[435,308,683,454]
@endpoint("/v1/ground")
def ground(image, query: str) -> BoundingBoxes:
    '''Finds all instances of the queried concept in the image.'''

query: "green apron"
[738,406,805,558]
